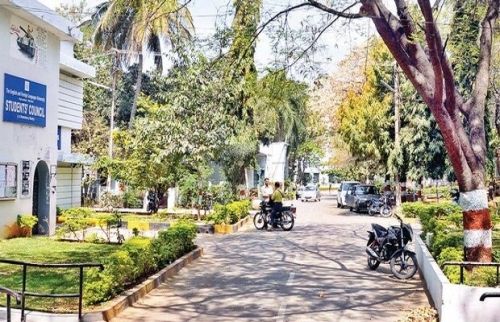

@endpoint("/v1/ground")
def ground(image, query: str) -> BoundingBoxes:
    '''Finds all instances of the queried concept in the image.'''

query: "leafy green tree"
[336,43,393,173]
[89,0,194,128]
[102,53,237,191]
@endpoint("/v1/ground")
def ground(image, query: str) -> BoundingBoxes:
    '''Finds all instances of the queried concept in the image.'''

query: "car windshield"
[342,183,357,191]
[305,186,316,191]
[355,186,377,195]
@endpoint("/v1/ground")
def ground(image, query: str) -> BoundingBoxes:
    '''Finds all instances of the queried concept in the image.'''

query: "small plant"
[85,233,103,244]
[57,208,96,241]
[132,227,140,237]
[16,214,38,237]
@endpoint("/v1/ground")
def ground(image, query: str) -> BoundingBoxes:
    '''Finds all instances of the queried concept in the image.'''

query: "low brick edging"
[82,247,204,322]
[213,215,252,234]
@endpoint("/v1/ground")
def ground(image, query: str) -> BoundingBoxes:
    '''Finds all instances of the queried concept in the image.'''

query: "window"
[57,126,61,150]
[0,163,17,199]
[355,186,378,195]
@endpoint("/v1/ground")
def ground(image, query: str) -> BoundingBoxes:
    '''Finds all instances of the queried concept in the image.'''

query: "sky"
[38,0,370,77]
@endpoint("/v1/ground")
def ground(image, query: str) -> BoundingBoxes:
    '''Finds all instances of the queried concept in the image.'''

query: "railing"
[0,286,21,322]
[480,292,500,301]
[441,261,500,285]
[0,259,103,322]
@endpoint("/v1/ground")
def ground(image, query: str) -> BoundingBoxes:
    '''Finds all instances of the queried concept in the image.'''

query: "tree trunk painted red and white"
[459,189,492,261]
[356,0,499,262]
[303,0,499,262]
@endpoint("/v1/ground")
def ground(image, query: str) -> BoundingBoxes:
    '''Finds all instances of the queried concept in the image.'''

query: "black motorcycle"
[365,214,418,279]
[147,191,159,214]
[367,195,392,217]
[253,201,295,231]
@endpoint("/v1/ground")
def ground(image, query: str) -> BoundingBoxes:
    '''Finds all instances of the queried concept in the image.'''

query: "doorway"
[32,161,50,235]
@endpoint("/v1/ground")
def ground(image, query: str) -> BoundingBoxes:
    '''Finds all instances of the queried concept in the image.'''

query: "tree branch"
[394,0,415,38]
[306,0,362,19]
[465,0,500,172]
[468,0,499,107]
[360,0,431,98]
[417,0,444,108]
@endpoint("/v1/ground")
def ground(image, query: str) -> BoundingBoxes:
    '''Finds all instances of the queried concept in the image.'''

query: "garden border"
[82,246,203,322]
[213,215,252,234]
[415,234,499,322]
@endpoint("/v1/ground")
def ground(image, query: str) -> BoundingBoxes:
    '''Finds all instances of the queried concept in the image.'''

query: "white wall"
[259,142,288,183]
[56,166,81,209]
[0,8,60,237]
[58,73,83,130]
[416,235,500,322]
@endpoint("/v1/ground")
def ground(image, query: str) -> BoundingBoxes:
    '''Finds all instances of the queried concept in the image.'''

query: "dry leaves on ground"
[397,306,438,322]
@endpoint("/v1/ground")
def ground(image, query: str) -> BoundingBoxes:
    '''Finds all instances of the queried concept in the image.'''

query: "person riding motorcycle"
[270,182,284,228]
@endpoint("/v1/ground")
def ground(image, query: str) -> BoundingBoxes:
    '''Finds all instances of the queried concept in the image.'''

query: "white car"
[301,185,321,202]
[337,181,360,208]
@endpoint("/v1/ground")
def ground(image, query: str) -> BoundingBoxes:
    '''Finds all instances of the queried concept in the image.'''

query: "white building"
[208,142,289,189]
[0,0,94,238]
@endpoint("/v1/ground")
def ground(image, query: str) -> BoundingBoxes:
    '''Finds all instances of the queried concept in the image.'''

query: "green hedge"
[421,186,457,199]
[206,200,250,225]
[404,201,500,286]
[84,219,197,305]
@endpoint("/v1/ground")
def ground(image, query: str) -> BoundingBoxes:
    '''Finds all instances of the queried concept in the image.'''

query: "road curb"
[83,246,204,321]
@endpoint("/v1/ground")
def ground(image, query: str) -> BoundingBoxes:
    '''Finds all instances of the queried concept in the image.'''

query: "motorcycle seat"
[371,223,388,237]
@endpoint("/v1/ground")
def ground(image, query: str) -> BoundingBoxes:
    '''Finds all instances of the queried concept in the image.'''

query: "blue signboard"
[3,73,46,127]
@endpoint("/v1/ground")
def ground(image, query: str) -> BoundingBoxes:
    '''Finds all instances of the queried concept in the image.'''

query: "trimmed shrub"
[437,247,463,284]
[206,200,250,225]
[16,214,38,237]
[84,219,197,305]
[151,219,197,267]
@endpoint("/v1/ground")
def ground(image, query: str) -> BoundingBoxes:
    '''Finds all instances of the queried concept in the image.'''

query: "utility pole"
[107,49,118,192]
[394,63,402,209]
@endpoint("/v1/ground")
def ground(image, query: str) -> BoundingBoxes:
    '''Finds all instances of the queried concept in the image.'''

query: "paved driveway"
[112,193,430,322]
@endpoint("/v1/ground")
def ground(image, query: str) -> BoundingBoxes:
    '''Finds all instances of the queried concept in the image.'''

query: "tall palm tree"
[89,0,193,128]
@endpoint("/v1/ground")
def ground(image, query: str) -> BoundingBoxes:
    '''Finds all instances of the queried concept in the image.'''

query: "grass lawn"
[0,237,118,312]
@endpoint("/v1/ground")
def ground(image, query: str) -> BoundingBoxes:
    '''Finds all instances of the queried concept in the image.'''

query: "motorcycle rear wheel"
[253,212,266,230]
[280,212,295,231]
[390,252,418,279]
[367,256,380,270]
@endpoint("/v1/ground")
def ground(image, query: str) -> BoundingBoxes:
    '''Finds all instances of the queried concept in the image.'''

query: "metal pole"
[460,266,464,284]
[21,265,27,322]
[6,294,11,322]
[394,63,402,209]
[78,266,84,321]
[107,50,118,192]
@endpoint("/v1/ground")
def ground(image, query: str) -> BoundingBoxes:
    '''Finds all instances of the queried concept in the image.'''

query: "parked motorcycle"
[147,191,159,214]
[253,201,296,231]
[365,214,418,279]
[367,196,393,217]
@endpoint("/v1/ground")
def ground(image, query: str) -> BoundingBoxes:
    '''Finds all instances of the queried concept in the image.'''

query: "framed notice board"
[0,163,17,199]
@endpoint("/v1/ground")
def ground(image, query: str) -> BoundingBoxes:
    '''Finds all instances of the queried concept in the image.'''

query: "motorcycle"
[367,195,393,217]
[253,201,296,231]
[147,191,159,214]
[365,214,418,279]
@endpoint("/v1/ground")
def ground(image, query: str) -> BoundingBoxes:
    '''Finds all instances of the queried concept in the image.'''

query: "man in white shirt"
[260,178,273,202]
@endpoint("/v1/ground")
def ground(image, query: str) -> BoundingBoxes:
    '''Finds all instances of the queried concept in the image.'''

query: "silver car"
[301,185,321,202]
[337,181,360,208]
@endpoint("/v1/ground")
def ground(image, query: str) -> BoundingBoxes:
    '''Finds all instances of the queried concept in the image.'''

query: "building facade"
[0,0,94,238]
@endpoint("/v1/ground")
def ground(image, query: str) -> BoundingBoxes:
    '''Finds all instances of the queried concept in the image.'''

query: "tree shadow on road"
[115,223,430,322]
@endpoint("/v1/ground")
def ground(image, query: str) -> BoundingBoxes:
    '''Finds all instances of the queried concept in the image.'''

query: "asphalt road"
[112,193,430,322]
